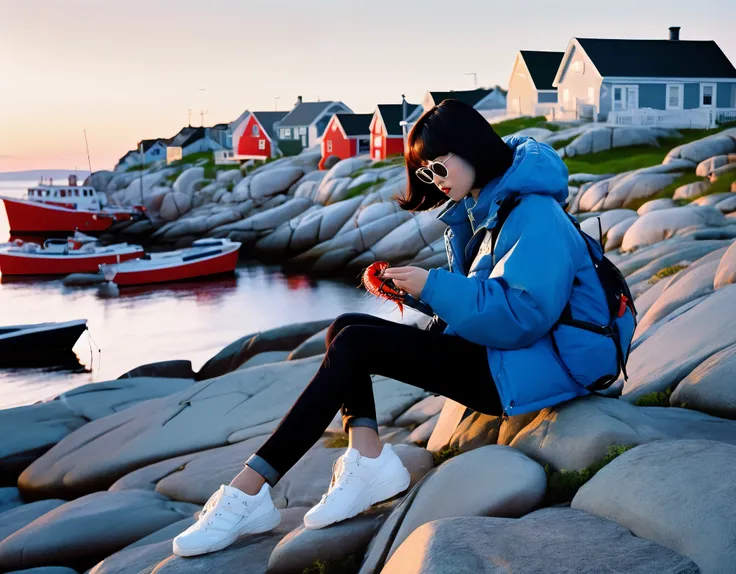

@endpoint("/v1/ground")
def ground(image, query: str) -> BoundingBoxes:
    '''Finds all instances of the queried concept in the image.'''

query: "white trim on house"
[666,83,685,110]
[537,89,557,93]
[700,83,717,107]
[552,38,604,87]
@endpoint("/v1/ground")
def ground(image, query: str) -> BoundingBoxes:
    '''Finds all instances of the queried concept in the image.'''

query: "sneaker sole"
[304,466,411,530]
[173,507,282,557]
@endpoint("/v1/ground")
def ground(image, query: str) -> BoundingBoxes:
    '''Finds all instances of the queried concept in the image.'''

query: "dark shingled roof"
[139,139,165,153]
[251,111,288,140]
[280,101,340,127]
[520,51,564,90]
[576,38,736,78]
[335,113,372,137]
[376,103,420,136]
[429,88,493,108]
[178,127,206,148]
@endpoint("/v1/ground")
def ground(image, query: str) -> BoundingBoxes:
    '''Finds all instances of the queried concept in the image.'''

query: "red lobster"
[362,261,407,316]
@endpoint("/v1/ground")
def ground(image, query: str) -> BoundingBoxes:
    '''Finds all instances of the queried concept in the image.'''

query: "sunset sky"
[1,0,734,172]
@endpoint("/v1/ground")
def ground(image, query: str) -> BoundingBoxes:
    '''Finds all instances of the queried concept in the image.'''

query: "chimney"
[296,95,303,105]
[669,26,680,41]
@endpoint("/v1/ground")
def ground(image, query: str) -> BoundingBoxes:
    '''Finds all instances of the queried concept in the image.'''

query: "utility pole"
[188,109,192,126]
[138,142,144,203]
[465,72,478,88]
[401,94,408,152]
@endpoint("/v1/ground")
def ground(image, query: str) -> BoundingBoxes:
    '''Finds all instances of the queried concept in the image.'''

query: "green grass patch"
[323,434,349,448]
[370,156,405,169]
[624,172,703,212]
[635,388,673,407]
[551,135,578,151]
[648,264,687,285]
[492,116,560,138]
[343,178,386,200]
[433,445,461,466]
[124,164,146,172]
[564,126,732,176]
[544,444,634,505]
[684,170,736,203]
[303,555,360,574]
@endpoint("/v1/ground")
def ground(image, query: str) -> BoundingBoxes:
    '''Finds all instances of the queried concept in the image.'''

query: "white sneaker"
[303,444,410,530]
[172,483,281,557]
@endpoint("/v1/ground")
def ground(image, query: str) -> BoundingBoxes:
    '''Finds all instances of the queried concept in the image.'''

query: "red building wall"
[319,118,357,169]
[236,115,272,159]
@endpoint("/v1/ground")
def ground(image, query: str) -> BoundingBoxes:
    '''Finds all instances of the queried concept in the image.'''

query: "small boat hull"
[0,319,87,368]
[0,197,114,233]
[101,240,241,286]
[0,245,144,275]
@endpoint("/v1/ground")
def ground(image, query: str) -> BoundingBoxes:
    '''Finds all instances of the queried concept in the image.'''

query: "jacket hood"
[438,136,569,229]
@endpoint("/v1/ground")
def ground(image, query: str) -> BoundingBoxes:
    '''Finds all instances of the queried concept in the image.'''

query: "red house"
[319,113,372,169]
[230,111,287,161]
[369,103,419,161]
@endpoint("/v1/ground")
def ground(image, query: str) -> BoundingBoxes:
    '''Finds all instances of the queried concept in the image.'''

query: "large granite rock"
[394,395,445,427]
[605,216,638,251]
[0,490,198,572]
[573,439,736,574]
[172,167,204,196]
[670,343,736,418]
[210,198,312,243]
[382,508,697,574]
[621,206,727,251]
[90,508,307,574]
[622,239,730,285]
[0,402,86,485]
[359,446,546,572]
[0,486,23,514]
[511,395,736,471]
[633,258,719,339]
[159,192,192,222]
[714,239,736,289]
[7,568,80,574]
[118,360,195,380]
[286,327,328,360]
[196,319,333,380]
[57,377,196,420]
[664,132,736,165]
[267,502,397,574]
[0,499,66,544]
[580,209,637,239]
[622,285,736,401]
[18,356,325,500]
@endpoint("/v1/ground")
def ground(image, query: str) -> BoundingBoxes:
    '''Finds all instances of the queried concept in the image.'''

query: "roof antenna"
[84,129,93,175]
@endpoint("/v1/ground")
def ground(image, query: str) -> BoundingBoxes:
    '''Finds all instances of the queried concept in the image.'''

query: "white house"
[507,51,564,117]
[552,27,736,127]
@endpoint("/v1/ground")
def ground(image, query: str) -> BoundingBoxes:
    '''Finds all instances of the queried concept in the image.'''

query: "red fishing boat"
[99,238,241,286]
[0,234,144,276]
[0,175,145,234]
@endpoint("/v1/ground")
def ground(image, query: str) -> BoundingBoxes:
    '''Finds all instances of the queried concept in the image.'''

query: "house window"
[587,87,595,104]
[667,84,684,109]
[700,83,716,107]
[563,89,570,102]
[332,123,338,131]
[252,125,260,137]
[374,136,382,148]
[152,148,160,155]
[258,139,266,150]
[374,150,381,160]
[299,127,307,135]
[572,61,584,74]
[327,140,333,153]
[281,128,291,139]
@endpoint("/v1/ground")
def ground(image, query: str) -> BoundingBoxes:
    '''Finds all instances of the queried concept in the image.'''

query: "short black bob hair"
[398,99,513,211]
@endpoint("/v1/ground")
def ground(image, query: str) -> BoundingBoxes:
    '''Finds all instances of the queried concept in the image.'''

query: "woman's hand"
[382,266,429,299]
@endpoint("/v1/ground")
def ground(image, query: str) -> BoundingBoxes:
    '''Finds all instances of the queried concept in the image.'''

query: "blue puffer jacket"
[419,136,632,416]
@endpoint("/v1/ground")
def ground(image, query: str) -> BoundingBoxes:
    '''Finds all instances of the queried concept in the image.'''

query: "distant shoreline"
[0,169,90,182]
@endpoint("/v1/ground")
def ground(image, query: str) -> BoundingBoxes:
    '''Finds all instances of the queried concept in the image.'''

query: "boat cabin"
[27,175,101,211]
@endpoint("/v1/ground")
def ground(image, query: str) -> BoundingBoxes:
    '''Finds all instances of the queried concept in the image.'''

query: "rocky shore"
[1,125,736,573]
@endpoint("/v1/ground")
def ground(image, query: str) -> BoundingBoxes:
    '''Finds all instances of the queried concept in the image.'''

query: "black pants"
[245,313,502,486]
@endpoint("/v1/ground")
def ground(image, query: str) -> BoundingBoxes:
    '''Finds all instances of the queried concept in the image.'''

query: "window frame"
[700,83,716,108]
[666,83,684,110]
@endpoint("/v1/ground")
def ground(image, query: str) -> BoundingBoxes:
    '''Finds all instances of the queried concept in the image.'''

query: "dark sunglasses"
[415,154,455,184]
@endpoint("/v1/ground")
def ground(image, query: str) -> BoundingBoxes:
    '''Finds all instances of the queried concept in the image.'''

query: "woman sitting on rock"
[173,99,625,557]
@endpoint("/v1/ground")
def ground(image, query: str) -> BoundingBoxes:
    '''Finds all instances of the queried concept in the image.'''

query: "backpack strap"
[490,193,521,262]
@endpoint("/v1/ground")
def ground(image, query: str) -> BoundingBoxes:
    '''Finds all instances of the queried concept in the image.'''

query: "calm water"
[0,180,410,409]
